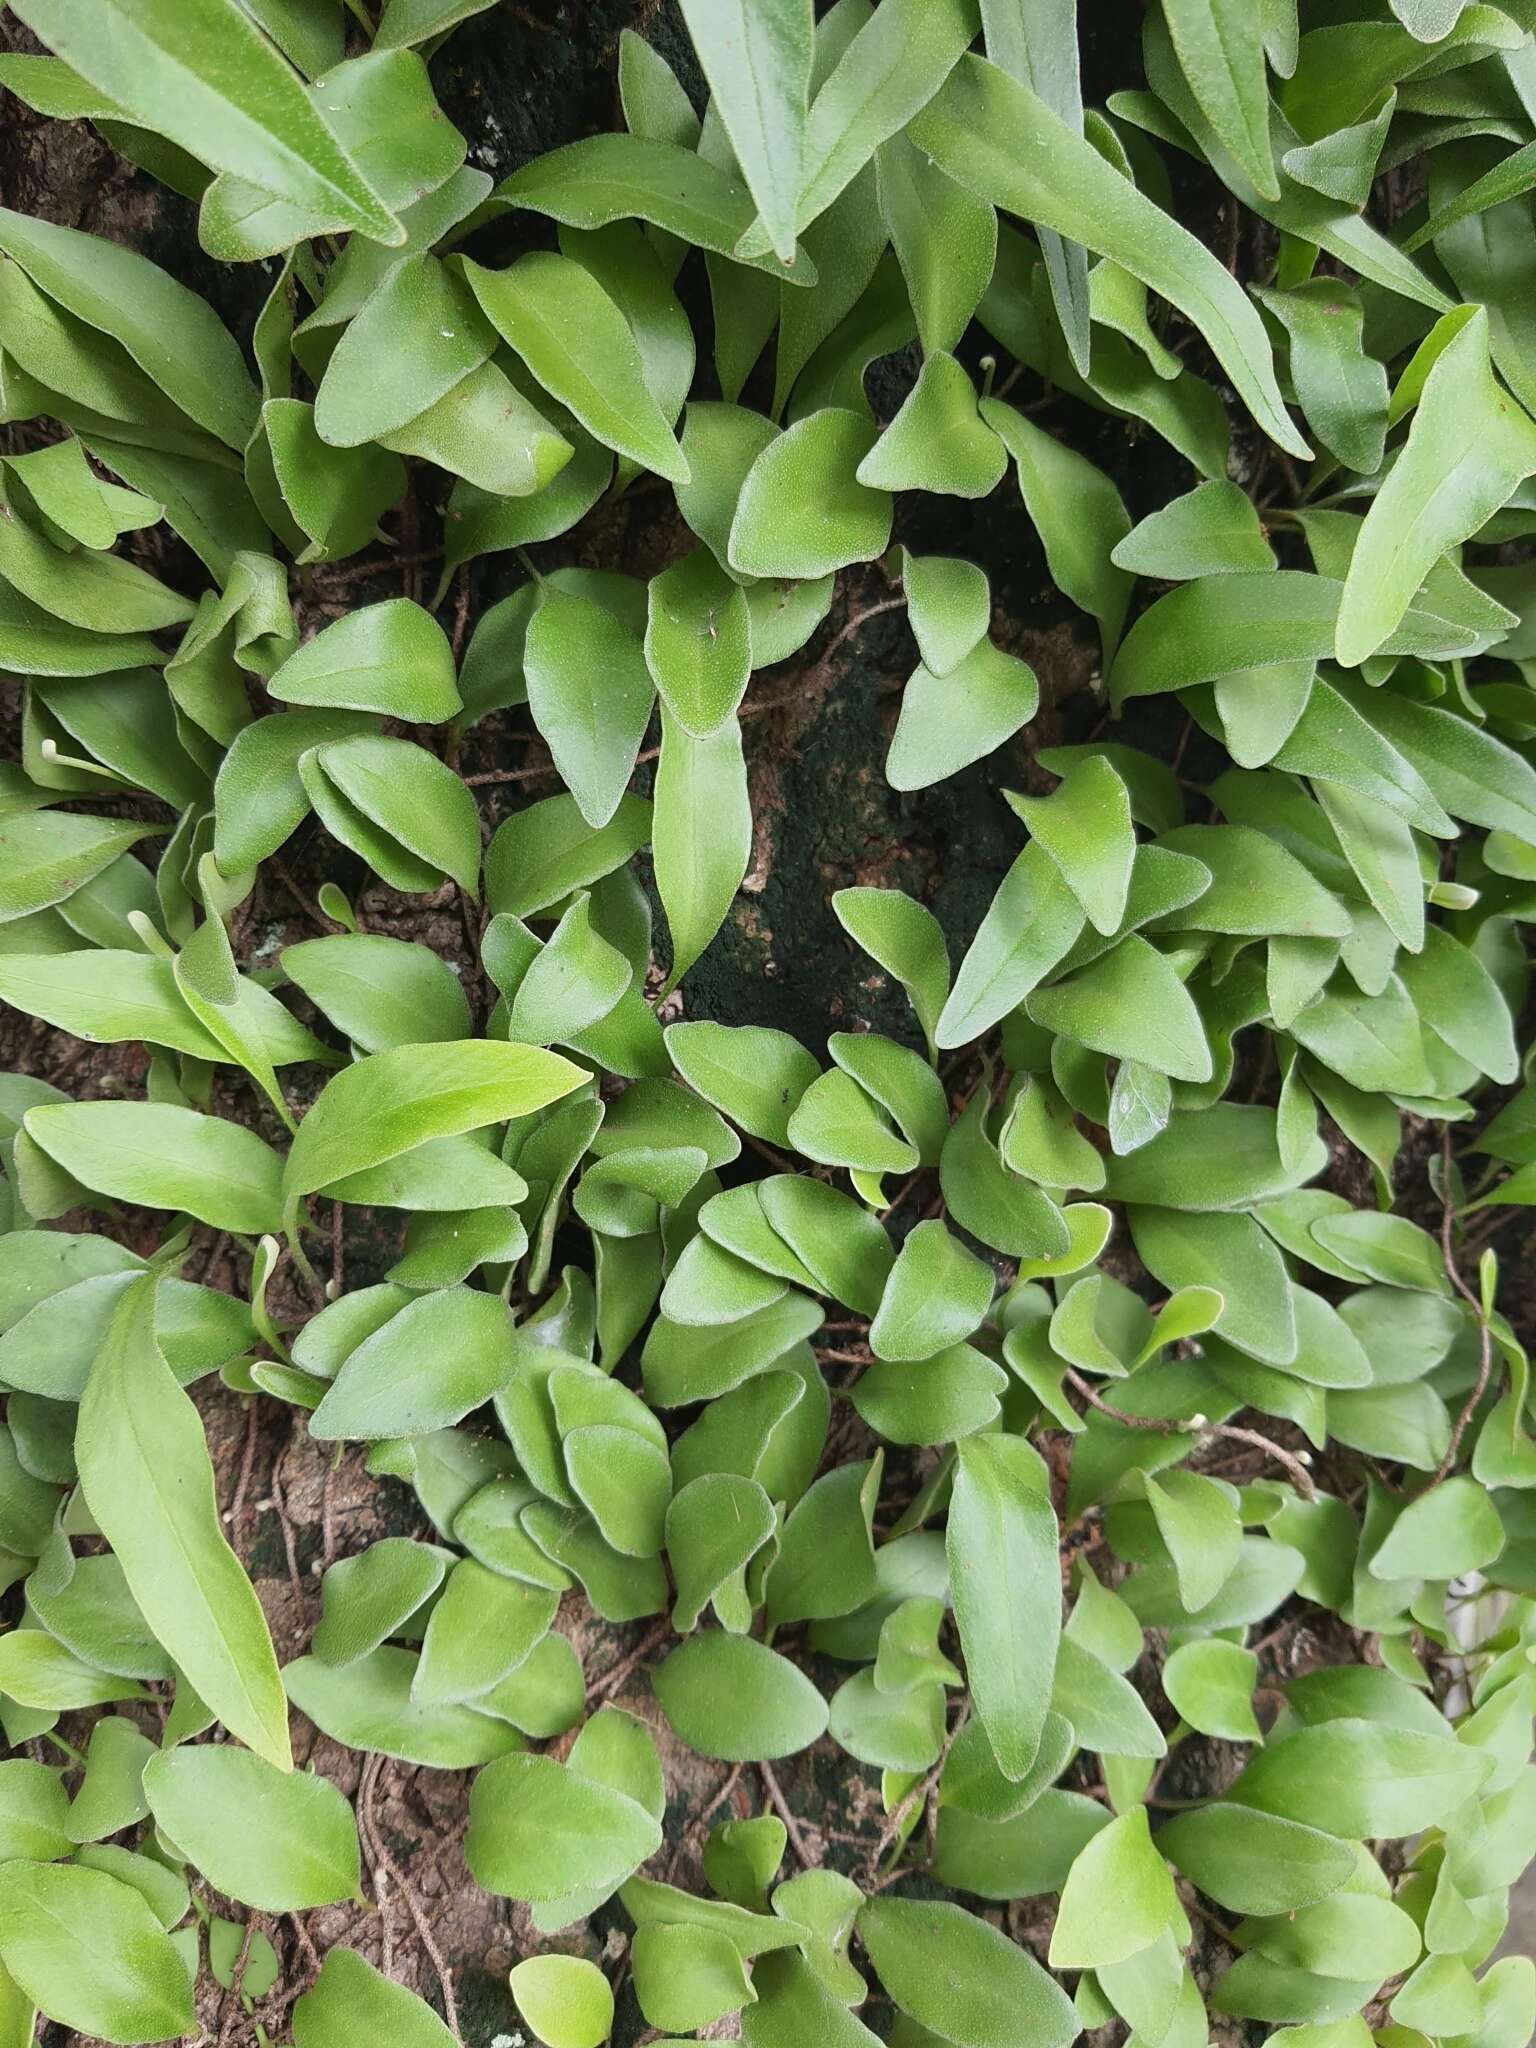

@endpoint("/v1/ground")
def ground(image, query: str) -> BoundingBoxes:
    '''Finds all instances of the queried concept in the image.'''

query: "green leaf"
[730,408,892,578]
[887,637,1040,793]
[25,1099,284,1234]
[1111,480,1276,579]
[0,1860,194,2046]
[858,353,1007,499]
[283,934,471,1053]
[877,131,997,358]
[486,792,652,920]
[142,1746,360,1911]
[982,396,1132,660]
[912,55,1307,457]
[833,887,950,1057]
[1112,572,1473,703]
[645,549,752,738]
[786,1067,918,1176]
[766,1454,881,1629]
[510,1954,615,2048]
[77,1278,290,1769]
[666,1022,820,1147]
[948,1434,1060,1781]
[1050,1806,1179,1967]
[1228,1718,1492,1836]
[680,0,812,265]
[467,1751,661,1902]
[312,254,493,448]
[495,133,817,282]
[213,709,376,874]
[10,0,399,245]
[312,736,481,895]
[293,1947,457,2048]
[524,588,654,831]
[1029,936,1212,1084]
[1254,282,1387,475]
[653,1633,829,1761]
[870,1221,994,1363]
[463,253,688,484]
[1154,1803,1356,1914]
[1162,1639,1262,1742]
[312,1538,449,1667]
[1338,310,1536,665]
[1145,1469,1243,1612]
[938,841,1087,1049]
[633,1923,755,2034]
[311,1287,515,1441]
[283,1645,523,1769]
[0,1759,70,1861]
[1007,759,1135,937]
[284,1040,582,1200]
[655,708,751,993]
[267,599,459,721]
[859,1895,1079,2048]
[1163,0,1279,199]
[1129,1206,1297,1365]
[0,812,161,925]
[0,207,258,448]
[1367,1475,1506,1581]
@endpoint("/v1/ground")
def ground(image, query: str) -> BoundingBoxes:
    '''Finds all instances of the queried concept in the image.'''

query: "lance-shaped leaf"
[463,252,688,484]
[980,0,1091,373]
[654,707,751,995]
[983,396,1132,661]
[1163,0,1278,199]
[680,0,812,265]
[645,548,752,738]
[283,1040,584,1199]
[911,55,1308,457]
[0,207,258,448]
[729,408,892,580]
[24,1099,285,1234]
[1337,309,1536,665]
[524,588,655,830]
[1255,281,1387,475]
[947,1433,1061,1780]
[10,0,400,245]
[76,1277,291,1768]
[267,599,460,721]
[493,133,818,282]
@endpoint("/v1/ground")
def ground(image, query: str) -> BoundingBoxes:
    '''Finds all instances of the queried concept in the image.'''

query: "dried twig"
[758,1760,818,1869]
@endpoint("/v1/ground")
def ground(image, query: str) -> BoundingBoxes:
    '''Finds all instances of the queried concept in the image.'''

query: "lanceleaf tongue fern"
[0,0,1532,2043]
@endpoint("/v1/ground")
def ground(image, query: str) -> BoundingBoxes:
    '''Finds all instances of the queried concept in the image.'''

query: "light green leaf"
[645,549,752,738]
[681,0,812,265]
[267,599,459,721]
[0,1861,194,2046]
[10,0,398,244]
[1337,310,1536,665]
[912,55,1307,456]
[859,1895,1079,2048]
[729,408,892,579]
[284,1040,582,1200]
[653,1633,829,1761]
[25,1099,284,1234]
[1050,1807,1179,1967]
[463,253,688,484]
[1163,0,1278,199]
[293,1947,457,2048]
[77,1278,290,1769]
[655,708,752,994]
[948,1433,1060,1781]
[143,1746,360,1911]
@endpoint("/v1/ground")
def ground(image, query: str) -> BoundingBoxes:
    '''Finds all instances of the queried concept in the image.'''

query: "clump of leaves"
[0,1,1533,2046]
